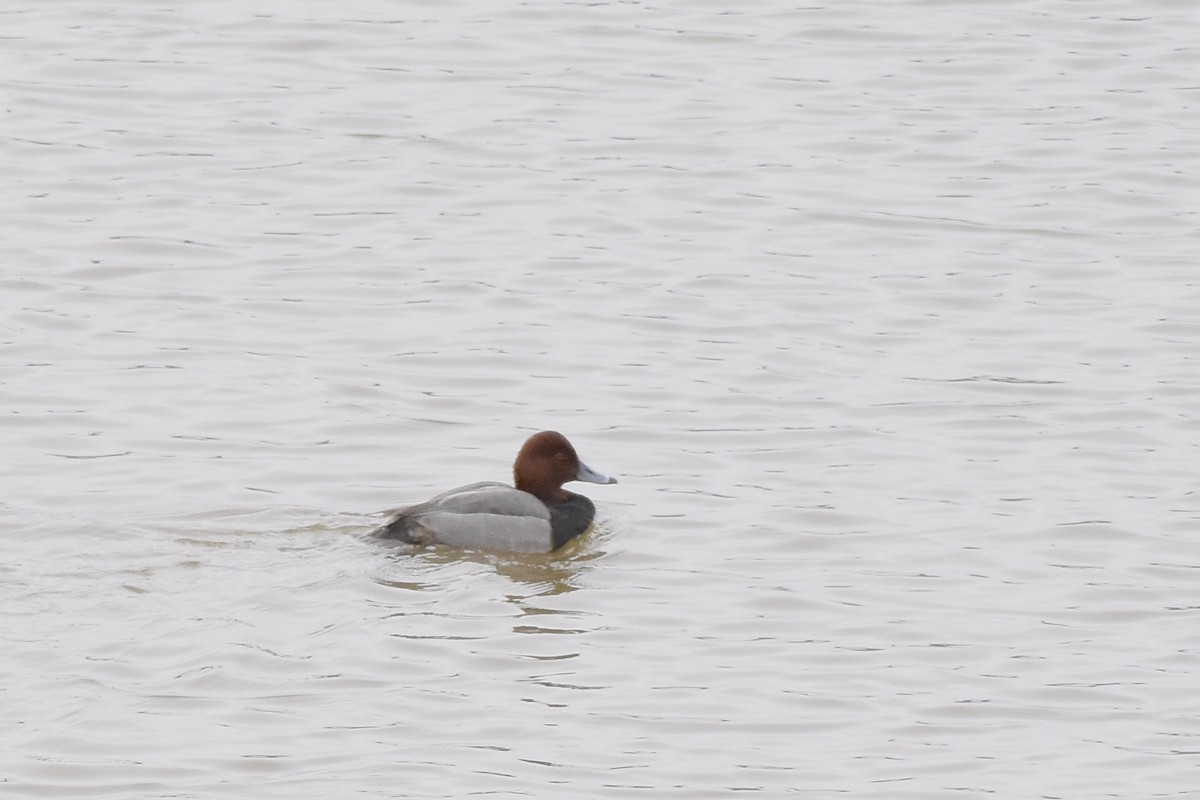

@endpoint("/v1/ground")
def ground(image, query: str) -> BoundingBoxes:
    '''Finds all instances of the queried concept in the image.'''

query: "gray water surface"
[3,1,1199,797]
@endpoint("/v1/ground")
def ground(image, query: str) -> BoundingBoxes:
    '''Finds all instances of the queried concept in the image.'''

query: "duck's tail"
[372,513,437,545]
[372,513,415,542]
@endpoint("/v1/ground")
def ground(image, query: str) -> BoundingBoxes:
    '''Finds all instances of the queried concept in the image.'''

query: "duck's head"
[513,431,617,503]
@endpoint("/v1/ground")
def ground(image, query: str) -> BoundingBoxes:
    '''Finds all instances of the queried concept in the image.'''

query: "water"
[3,1,1199,797]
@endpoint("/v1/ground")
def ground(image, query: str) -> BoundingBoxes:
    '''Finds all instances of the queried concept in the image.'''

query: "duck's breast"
[547,493,598,549]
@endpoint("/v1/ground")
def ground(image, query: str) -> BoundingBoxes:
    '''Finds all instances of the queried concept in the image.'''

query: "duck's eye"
[555,452,567,461]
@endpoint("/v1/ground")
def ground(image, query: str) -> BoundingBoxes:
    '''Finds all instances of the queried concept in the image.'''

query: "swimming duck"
[373,431,616,553]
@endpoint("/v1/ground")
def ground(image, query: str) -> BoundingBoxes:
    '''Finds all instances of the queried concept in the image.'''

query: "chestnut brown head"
[513,431,616,503]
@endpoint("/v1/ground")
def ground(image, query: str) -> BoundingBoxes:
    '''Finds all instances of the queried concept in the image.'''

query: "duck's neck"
[517,482,571,505]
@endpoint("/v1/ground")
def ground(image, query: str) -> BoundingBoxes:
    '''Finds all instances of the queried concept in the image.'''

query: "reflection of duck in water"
[373,431,617,553]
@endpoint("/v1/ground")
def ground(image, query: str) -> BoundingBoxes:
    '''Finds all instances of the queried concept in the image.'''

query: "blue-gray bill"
[575,460,617,485]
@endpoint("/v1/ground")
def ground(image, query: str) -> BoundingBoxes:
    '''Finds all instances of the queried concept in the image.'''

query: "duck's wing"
[375,483,554,552]
[421,482,550,518]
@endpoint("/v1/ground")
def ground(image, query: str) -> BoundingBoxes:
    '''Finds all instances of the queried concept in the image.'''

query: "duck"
[373,431,617,553]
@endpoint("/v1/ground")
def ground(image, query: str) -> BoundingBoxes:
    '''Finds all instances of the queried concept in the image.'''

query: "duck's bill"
[575,460,617,485]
